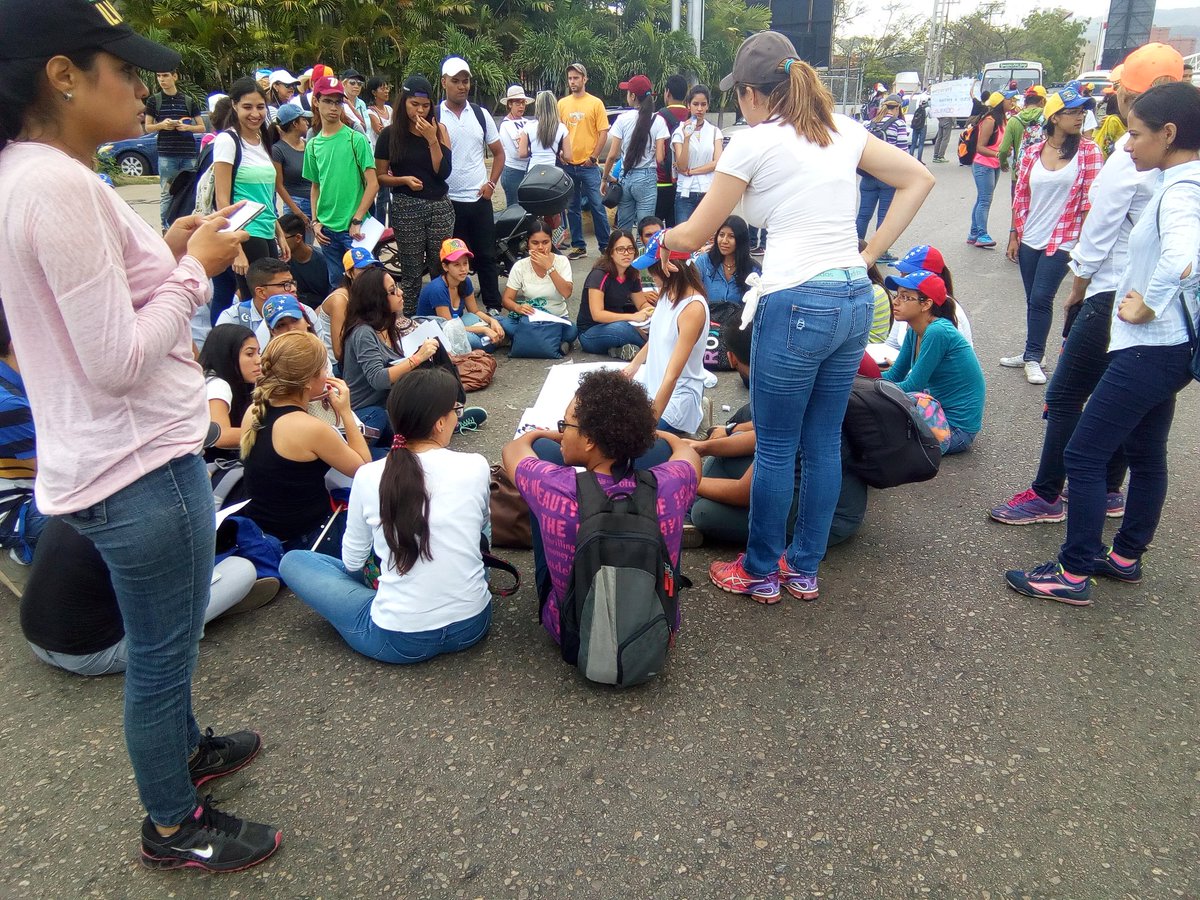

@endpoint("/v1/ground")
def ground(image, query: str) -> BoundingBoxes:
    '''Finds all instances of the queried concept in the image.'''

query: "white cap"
[441,56,470,77]
[207,92,228,113]
[270,68,300,86]
[504,84,532,103]
[300,67,314,80]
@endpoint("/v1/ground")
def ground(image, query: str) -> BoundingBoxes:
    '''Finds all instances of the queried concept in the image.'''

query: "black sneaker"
[566,247,587,260]
[188,728,261,787]
[1092,547,1142,583]
[141,795,281,872]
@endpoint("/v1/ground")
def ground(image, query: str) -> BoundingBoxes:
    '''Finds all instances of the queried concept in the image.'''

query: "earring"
[62,92,73,101]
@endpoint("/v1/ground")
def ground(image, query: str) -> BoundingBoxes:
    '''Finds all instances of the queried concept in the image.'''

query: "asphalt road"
[0,165,1197,899]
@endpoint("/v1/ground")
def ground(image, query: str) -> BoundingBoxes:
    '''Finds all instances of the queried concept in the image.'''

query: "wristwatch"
[350,217,364,226]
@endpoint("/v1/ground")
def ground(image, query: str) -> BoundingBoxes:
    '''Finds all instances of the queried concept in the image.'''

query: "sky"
[841,0,1197,35]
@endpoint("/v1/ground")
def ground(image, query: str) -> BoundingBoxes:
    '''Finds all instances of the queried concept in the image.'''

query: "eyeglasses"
[263,279,296,290]
[453,403,466,417]
[614,245,637,255]
[386,283,402,296]
[556,420,580,433]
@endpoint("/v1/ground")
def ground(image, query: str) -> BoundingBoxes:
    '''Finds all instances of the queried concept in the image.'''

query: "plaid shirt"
[1012,138,1104,255]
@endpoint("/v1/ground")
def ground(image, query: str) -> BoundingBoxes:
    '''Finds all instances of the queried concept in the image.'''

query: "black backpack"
[841,376,942,489]
[866,114,898,140]
[911,103,927,131]
[556,470,677,688]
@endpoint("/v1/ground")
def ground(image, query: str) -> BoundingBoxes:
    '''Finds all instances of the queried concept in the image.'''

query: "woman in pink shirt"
[0,0,281,874]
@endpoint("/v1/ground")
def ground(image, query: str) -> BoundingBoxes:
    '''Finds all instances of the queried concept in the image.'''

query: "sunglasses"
[556,420,580,433]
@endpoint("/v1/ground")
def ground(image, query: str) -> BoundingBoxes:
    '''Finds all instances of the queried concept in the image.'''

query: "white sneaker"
[1024,361,1047,384]
[999,354,1025,368]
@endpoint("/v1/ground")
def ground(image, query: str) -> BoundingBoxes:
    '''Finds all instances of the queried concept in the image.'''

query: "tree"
[1017,8,1085,83]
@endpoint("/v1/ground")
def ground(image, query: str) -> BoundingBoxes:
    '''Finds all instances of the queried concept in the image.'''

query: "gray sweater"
[342,324,400,410]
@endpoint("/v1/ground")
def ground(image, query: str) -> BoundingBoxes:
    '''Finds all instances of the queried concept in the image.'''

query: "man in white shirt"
[214,258,321,350]
[989,41,1183,527]
[439,56,505,309]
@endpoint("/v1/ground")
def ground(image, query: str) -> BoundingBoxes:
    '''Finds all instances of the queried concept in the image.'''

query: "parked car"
[96,132,204,177]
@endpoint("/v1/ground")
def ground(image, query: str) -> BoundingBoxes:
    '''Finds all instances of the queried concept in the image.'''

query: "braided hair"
[239,331,327,459]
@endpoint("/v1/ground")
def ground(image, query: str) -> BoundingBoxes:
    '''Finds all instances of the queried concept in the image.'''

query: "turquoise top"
[883,316,986,433]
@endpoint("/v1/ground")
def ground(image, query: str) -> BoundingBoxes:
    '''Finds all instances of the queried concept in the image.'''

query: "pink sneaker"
[778,555,819,601]
[709,554,780,604]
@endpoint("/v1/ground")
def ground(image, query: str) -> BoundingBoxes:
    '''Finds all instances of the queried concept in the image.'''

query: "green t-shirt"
[213,132,277,240]
[302,126,374,232]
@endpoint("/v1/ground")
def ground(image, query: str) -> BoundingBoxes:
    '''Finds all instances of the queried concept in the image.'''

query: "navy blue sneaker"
[1005,561,1092,606]
[1092,547,1142,583]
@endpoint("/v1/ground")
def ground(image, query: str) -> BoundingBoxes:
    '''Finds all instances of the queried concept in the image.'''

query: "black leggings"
[233,236,279,299]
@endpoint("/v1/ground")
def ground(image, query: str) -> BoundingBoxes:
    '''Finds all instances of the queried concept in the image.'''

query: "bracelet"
[485,180,496,189]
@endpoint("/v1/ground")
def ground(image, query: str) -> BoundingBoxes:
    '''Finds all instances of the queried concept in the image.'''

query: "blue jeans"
[210,268,237,323]
[290,194,313,219]
[856,173,895,239]
[1017,243,1072,362]
[1059,344,1192,574]
[746,271,874,577]
[371,187,389,225]
[909,126,927,160]
[674,192,705,226]
[563,162,610,251]
[617,167,658,231]
[945,427,977,455]
[578,321,645,355]
[1032,291,1127,502]
[354,404,393,447]
[320,229,356,288]
[159,154,196,230]
[969,163,1000,241]
[462,312,499,353]
[279,550,492,663]
[500,314,578,355]
[61,454,213,827]
[500,167,525,209]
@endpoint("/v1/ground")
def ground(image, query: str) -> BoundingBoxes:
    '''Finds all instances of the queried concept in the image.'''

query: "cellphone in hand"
[220,201,267,233]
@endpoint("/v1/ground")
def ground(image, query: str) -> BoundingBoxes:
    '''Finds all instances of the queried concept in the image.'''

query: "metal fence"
[821,69,865,117]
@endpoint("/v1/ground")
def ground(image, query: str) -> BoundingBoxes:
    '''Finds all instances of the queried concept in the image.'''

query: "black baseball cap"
[340,68,364,82]
[0,0,179,70]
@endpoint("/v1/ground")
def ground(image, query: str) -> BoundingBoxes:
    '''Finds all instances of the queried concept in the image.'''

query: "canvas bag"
[556,470,677,688]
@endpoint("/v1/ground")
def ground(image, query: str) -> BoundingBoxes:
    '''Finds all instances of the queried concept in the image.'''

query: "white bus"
[980,60,1044,97]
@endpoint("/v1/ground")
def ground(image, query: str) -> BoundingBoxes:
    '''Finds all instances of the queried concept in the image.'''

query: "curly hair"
[574,370,657,463]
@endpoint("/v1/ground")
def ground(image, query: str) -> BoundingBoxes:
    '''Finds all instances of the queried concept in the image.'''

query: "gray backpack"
[556,470,678,687]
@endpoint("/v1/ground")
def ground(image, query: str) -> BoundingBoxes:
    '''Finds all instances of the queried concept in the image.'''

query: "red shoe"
[778,555,819,601]
[709,554,780,604]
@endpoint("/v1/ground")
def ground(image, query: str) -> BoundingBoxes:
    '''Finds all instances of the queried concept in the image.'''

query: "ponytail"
[931,295,959,329]
[746,58,836,147]
[624,92,657,170]
[240,331,327,458]
[378,368,460,575]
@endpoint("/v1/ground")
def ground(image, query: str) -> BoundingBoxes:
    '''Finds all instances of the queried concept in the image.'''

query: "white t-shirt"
[527,121,568,168]
[610,110,669,172]
[1023,154,1079,251]
[643,293,709,433]
[439,101,501,202]
[342,448,491,632]
[506,254,573,317]
[671,120,723,196]
[367,105,392,153]
[498,117,530,172]
[716,115,871,293]
[205,375,234,407]
[1083,109,1097,134]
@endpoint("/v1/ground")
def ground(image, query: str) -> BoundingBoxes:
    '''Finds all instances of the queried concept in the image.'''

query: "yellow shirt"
[557,93,608,165]
[1094,115,1126,160]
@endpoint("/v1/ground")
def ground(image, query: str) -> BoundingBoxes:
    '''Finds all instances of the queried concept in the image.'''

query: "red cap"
[619,74,653,98]
[312,75,344,98]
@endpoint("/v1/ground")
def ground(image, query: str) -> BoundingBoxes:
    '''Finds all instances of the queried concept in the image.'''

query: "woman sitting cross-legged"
[692,216,760,305]
[882,270,986,455]
[415,238,506,352]
[239,331,372,548]
[279,367,493,664]
[577,229,653,360]
[500,219,578,358]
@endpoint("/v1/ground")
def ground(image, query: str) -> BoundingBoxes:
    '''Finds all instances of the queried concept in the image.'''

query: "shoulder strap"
[574,470,612,520]
[632,469,660,519]
[146,92,162,119]
[236,300,256,324]
[471,102,488,136]
[0,372,24,398]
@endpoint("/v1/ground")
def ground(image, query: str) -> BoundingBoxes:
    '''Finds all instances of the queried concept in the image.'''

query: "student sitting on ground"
[318,247,382,373]
[280,213,330,309]
[862,240,893,343]
[884,245,974,348]
[20,519,278,677]
[263,293,316,340]
[416,239,506,353]
[502,370,700,645]
[577,229,653,359]
[199,323,260,463]
[0,305,46,564]
[685,321,868,556]
[882,270,986,454]
[215,257,321,350]
[499,219,578,358]
[240,331,372,547]
[693,216,760,305]
[622,244,710,435]
[280,368,493,664]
